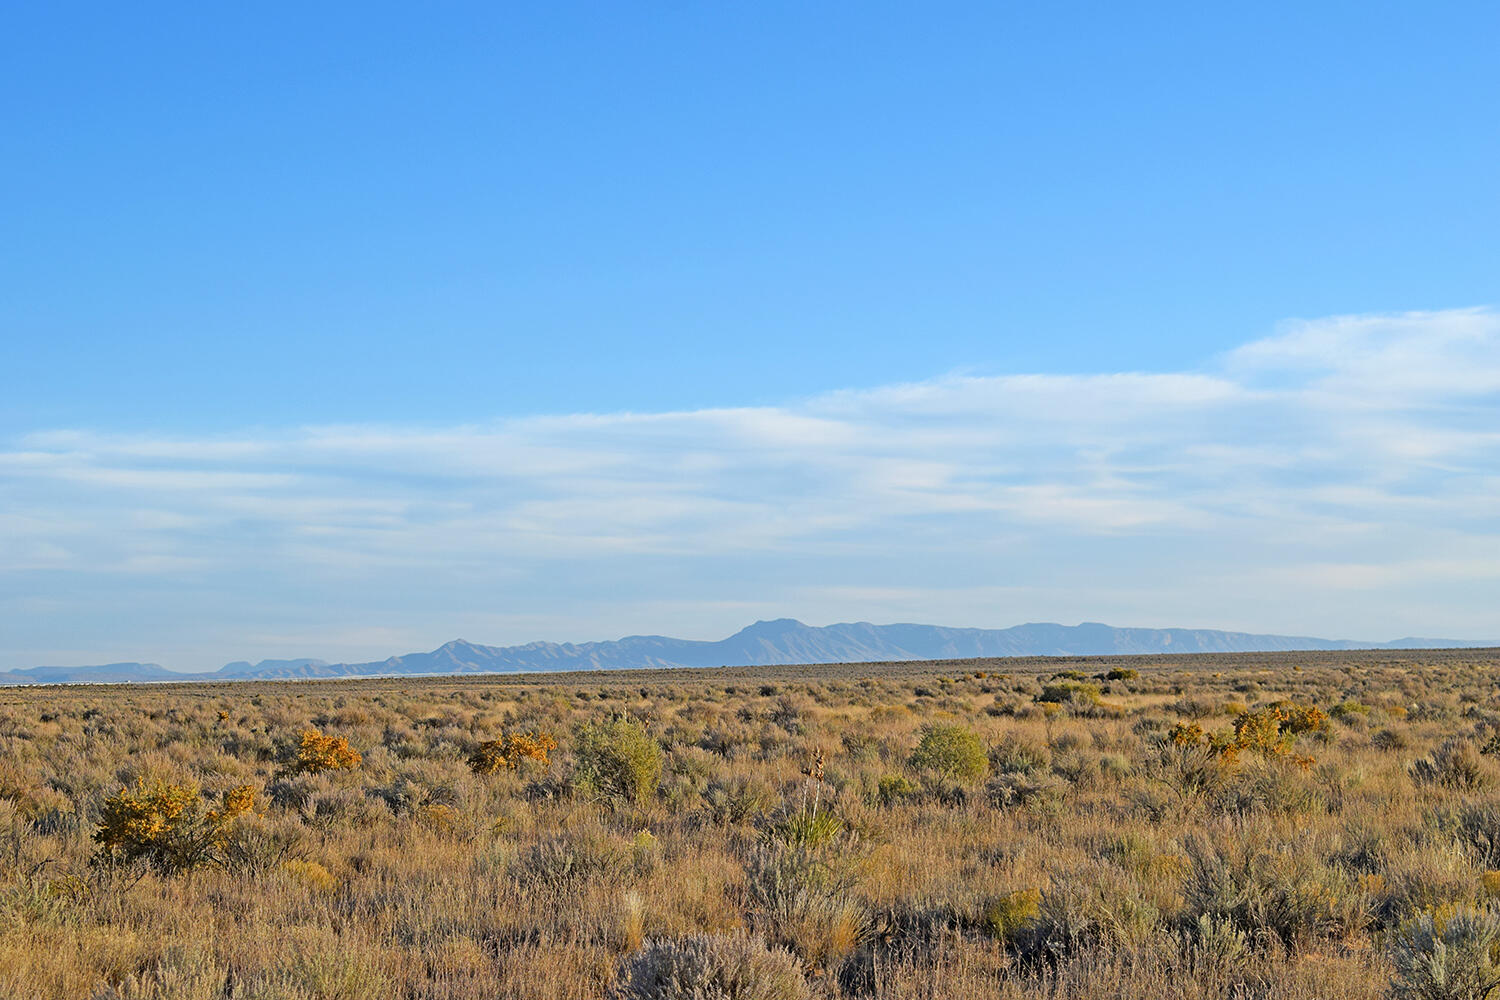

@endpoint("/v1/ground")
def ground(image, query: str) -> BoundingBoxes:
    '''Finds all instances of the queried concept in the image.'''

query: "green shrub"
[876,774,918,805]
[572,716,664,804]
[1036,682,1102,707]
[1330,701,1370,723]
[908,724,988,784]
[981,888,1041,943]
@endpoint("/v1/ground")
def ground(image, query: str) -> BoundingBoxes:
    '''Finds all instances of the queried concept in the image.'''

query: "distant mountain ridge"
[3,619,1495,685]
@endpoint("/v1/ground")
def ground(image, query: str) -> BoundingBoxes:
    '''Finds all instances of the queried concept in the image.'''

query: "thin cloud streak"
[2,308,1497,668]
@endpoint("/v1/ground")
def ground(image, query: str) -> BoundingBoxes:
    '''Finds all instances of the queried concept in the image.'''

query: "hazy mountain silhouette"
[3,620,1494,685]
[0,662,184,684]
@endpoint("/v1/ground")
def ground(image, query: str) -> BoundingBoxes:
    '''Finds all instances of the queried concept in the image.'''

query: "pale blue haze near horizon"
[2,2,1497,670]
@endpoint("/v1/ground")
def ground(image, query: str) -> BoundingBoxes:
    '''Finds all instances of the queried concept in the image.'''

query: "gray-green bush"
[610,934,810,1000]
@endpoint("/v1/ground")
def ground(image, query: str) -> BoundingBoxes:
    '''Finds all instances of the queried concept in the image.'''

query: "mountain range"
[3,619,1494,685]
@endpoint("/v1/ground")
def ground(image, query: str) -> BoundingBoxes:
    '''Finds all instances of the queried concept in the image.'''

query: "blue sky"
[2,3,1497,669]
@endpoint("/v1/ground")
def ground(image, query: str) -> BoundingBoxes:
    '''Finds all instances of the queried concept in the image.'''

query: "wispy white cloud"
[2,308,1497,668]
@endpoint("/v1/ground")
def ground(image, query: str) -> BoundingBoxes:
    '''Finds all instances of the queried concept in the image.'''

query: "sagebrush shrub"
[990,733,1050,775]
[705,774,775,826]
[1190,913,1250,978]
[1374,728,1412,752]
[1182,832,1366,949]
[219,814,307,874]
[1021,862,1159,958]
[1414,740,1491,792]
[1372,848,1479,930]
[1444,800,1500,868]
[1149,740,1235,804]
[987,771,1065,813]
[1389,905,1500,1000]
[610,934,810,1000]
[747,830,866,969]
[1222,759,1324,816]
[515,829,628,895]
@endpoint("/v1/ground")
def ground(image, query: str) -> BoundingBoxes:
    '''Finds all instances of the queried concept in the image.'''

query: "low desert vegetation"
[0,646,1498,998]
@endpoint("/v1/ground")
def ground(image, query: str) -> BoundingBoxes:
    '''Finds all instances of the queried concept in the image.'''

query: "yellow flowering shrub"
[295,728,362,774]
[1169,721,1206,746]
[94,780,256,874]
[1167,703,1327,770]
[468,731,557,774]
[1225,703,1326,768]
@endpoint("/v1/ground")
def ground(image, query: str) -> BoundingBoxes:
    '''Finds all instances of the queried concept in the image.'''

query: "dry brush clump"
[610,933,810,1000]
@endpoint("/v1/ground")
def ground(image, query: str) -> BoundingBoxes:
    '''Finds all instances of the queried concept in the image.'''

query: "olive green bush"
[571,715,665,804]
[908,723,988,784]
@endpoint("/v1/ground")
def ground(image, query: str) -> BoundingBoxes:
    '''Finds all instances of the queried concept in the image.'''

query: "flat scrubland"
[3,648,1500,999]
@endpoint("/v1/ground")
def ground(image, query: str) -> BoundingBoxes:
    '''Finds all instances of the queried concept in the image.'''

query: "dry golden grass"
[0,647,1497,998]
